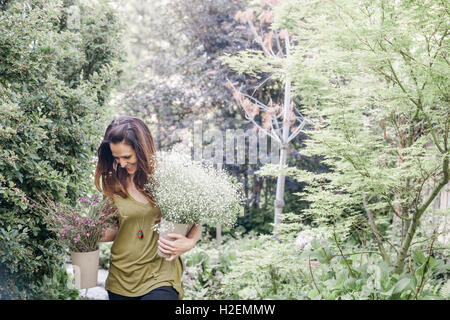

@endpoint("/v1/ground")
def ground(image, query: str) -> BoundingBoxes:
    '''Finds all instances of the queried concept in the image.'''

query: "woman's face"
[109,141,138,176]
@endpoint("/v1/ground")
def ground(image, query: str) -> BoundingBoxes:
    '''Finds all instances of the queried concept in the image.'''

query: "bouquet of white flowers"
[144,148,244,257]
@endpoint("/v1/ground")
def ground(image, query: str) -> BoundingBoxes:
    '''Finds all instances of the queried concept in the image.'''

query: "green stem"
[308,254,321,294]
[332,216,356,276]
[363,196,391,265]
[414,230,437,300]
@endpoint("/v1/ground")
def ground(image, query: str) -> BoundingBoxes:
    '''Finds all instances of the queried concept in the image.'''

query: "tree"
[265,0,448,273]
[115,0,323,237]
[221,0,308,237]
[114,0,250,148]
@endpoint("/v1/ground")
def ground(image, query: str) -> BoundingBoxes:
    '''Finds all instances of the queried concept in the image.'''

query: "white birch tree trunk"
[273,42,291,238]
[226,15,307,237]
[216,162,222,246]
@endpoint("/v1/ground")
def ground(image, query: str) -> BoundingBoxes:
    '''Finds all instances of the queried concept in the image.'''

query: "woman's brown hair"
[94,116,157,205]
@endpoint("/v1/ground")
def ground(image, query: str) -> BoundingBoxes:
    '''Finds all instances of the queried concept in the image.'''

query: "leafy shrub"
[235,205,274,235]
[219,234,310,299]
[182,233,264,300]
[99,242,113,270]
[182,223,448,300]
[0,0,123,299]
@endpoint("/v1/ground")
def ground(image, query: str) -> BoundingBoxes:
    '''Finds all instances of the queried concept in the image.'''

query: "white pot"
[71,249,99,289]
[157,218,194,258]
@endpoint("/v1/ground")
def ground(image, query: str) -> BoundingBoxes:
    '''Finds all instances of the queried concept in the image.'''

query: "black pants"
[107,286,179,300]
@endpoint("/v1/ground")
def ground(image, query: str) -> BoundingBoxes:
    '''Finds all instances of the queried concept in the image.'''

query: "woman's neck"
[127,174,135,185]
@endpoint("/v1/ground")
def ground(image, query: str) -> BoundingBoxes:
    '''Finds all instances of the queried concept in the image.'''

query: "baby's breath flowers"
[144,149,244,227]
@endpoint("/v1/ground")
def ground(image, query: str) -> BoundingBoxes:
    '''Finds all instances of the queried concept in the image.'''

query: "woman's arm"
[158,224,202,261]
[99,227,119,242]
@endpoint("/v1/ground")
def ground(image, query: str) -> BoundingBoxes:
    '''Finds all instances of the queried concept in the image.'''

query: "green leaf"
[392,277,413,295]
[415,262,427,277]
[336,269,349,284]
[428,257,437,269]
[413,250,426,265]
[29,153,40,160]
[344,277,356,290]
[439,280,450,299]
[323,279,339,291]
[307,288,320,299]
[310,250,329,264]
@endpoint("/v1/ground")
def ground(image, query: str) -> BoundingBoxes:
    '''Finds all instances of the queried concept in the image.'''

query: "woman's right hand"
[99,227,119,242]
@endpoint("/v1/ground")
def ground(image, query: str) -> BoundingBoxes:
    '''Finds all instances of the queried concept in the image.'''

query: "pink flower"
[73,233,80,244]
[78,197,90,204]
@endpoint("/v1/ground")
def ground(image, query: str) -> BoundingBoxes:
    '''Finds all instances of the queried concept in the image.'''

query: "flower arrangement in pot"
[32,193,118,289]
[144,147,244,258]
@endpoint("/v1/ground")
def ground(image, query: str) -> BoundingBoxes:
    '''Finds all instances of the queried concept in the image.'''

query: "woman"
[94,116,201,300]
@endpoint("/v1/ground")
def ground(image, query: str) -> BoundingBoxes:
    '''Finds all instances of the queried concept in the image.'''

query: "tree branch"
[384,196,413,221]
[362,196,391,265]
[308,254,321,294]
[417,155,449,216]
[395,154,448,273]
[287,118,307,143]
[414,229,437,300]
[247,20,275,58]
[332,216,356,276]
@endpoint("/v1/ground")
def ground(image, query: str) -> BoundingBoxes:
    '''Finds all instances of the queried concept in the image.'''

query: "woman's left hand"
[158,234,195,262]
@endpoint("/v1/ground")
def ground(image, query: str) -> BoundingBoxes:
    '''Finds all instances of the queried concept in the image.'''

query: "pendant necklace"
[137,214,145,239]
[127,179,145,239]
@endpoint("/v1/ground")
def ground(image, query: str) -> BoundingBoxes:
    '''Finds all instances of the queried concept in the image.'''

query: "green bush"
[99,242,113,270]
[219,234,308,299]
[0,0,124,299]
[182,236,241,300]
[182,221,449,300]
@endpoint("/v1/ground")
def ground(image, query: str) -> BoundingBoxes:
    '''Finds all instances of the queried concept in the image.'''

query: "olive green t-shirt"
[105,193,184,299]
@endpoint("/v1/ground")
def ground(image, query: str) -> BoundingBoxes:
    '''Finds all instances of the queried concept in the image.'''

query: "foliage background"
[0,0,448,300]
[0,0,124,299]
